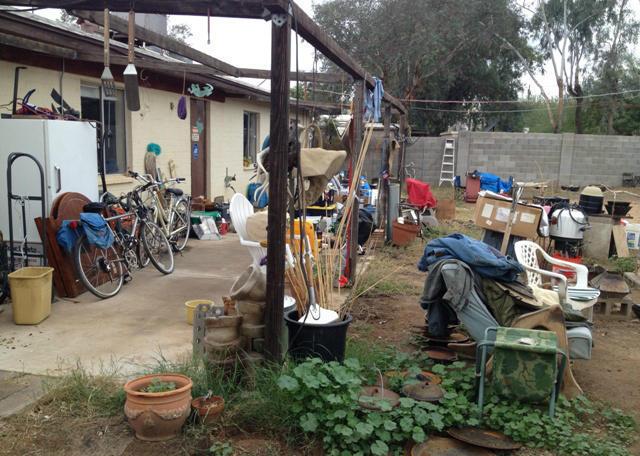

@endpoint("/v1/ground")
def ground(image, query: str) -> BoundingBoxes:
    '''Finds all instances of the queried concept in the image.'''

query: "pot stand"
[193,303,224,357]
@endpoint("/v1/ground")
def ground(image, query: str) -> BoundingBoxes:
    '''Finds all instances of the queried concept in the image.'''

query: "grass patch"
[40,361,125,418]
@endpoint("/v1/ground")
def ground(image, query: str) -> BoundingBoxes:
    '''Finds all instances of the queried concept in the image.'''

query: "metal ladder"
[438,138,456,186]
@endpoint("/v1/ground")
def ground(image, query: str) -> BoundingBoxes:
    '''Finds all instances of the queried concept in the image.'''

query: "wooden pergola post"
[381,103,392,241]
[348,79,365,282]
[264,12,291,362]
[398,114,407,203]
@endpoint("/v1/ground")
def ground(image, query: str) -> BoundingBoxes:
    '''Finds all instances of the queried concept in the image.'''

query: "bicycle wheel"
[73,234,125,298]
[136,237,150,268]
[171,198,191,251]
[142,221,174,274]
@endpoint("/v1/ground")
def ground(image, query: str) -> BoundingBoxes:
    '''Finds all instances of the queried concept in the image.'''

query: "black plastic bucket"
[285,310,352,362]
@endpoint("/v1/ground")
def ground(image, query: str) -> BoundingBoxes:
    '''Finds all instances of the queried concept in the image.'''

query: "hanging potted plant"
[124,373,193,441]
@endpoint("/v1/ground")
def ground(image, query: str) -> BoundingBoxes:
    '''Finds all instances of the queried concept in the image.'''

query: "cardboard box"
[474,195,542,239]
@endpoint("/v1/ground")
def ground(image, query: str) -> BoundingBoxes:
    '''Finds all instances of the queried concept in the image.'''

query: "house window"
[243,111,259,167]
[80,84,127,174]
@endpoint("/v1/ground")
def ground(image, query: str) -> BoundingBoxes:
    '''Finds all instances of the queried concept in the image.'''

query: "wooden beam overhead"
[71,9,240,77]
[288,3,406,113]
[237,68,351,84]
[0,1,406,112]
[1,1,288,18]
[0,32,78,59]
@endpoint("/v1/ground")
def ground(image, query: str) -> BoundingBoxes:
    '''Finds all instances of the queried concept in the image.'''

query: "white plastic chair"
[229,193,293,268]
[514,241,599,320]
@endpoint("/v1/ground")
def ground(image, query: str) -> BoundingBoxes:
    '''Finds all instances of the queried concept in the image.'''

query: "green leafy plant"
[277,358,479,455]
[209,442,233,456]
[609,255,637,274]
[143,377,177,393]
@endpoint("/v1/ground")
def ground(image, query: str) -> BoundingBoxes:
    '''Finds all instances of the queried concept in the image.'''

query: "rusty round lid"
[358,386,400,411]
[447,427,522,451]
[401,382,445,403]
[425,346,458,363]
[411,436,495,456]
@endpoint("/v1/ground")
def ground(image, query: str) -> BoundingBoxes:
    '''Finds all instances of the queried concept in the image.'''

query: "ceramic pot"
[240,323,265,339]
[124,373,193,441]
[191,395,224,424]
[204,315,242,343]
[236,300,265,325]
[204,337,242,361]
[230,264,267,301]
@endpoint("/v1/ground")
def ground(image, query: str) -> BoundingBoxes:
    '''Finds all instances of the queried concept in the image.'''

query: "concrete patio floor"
[0,235,251,376]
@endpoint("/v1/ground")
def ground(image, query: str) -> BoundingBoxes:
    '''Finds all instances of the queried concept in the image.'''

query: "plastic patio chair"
[514,240,599,320]
[229,193,293,268]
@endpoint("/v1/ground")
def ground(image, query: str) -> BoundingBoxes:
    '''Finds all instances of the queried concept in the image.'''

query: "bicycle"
[132,172,191,252]
[74,184,174,299]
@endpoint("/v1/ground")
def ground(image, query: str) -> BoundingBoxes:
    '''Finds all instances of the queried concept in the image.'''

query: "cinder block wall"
[406,131,640,187]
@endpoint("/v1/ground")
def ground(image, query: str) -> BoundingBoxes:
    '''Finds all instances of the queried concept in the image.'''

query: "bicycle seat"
[166,188,184,197]
[83,202,107,213]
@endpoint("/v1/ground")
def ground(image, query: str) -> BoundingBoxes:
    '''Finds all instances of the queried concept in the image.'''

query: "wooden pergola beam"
[0,1,406,112]
[0,32,78,59]
[2,1,287,18]
[71,9,240,77]
[237,68,350,84]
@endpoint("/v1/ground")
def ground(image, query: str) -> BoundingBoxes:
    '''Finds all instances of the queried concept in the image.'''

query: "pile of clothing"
[417,234,589,347]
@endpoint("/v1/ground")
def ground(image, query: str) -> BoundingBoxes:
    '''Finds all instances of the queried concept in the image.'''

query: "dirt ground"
[1,198,640,455]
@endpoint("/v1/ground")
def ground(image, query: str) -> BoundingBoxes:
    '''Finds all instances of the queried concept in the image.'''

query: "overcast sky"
[36,1,637,100]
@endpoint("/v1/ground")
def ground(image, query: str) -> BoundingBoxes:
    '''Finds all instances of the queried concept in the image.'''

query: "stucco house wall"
[1,60,293,202]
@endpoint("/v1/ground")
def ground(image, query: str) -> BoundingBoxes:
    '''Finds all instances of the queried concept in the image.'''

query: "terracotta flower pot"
[204,315,243,343]
[191,395,225,424]
[124,373,193,441]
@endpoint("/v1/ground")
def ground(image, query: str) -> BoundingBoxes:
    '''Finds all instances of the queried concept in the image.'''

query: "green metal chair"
[476,327,567,418]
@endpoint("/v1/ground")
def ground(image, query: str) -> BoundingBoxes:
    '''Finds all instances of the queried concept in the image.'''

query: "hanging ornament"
[188,83,214,98]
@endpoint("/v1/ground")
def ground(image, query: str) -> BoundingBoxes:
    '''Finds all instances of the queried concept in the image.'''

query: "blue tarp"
[418,233,523,282]
[56,213,114,252]
[478,172,513,193]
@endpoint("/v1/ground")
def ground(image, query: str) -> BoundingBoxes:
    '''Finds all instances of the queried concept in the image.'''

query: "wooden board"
[583,217,614,261]
[35,217,85,298]
[612,224,630,257]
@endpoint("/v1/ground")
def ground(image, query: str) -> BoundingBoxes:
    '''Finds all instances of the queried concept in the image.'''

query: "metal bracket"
[272,13,287,27]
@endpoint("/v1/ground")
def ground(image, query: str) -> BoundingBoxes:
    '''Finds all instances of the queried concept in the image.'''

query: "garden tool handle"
[103,8,110,67]
[128,9,135,64]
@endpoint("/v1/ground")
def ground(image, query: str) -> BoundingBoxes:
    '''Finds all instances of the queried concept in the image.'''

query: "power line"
[402,88,640,104]
[408,98,640,114]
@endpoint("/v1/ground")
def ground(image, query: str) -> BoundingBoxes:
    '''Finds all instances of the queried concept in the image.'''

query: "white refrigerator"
[0,119,99,263]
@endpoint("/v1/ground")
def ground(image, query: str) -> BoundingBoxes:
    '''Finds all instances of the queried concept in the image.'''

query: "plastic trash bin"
[8,267,53,325]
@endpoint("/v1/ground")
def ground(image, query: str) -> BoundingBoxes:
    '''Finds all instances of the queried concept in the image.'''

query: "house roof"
[0,7,342,113]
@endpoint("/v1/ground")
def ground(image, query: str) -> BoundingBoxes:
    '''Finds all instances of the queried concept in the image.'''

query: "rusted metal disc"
[402,382,444,403]
[378,370,442,386]
[447,427,522,451]
[358,386,400,411]
[424,331,470,345]
[425,346,458,363]
[411,436,495,456]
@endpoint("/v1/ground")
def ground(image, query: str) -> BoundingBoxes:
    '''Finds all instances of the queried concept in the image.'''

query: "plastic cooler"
[8,267,53,325]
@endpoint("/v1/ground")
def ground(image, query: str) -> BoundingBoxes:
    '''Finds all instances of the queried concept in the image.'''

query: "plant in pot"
[610,256,637,275]
[191,390,225,424]
[124,373,193,441]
